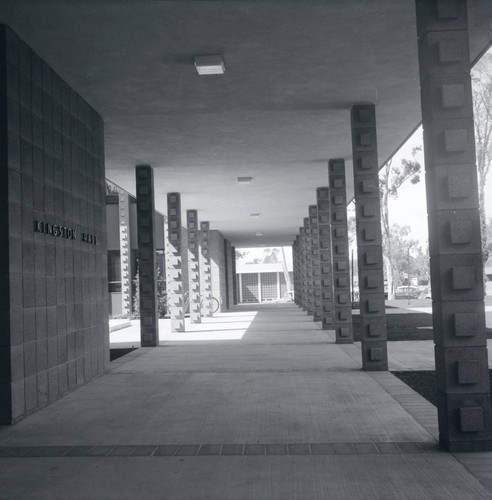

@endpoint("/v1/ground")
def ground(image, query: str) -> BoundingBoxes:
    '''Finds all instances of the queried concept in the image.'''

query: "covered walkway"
[1,304,491,499]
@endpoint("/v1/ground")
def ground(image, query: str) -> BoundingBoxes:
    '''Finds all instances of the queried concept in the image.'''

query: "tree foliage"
[386,224,429,287]
[235,250,248,260]
[472,53,492,264]
[379,146,422,298]
[263,248,280,263]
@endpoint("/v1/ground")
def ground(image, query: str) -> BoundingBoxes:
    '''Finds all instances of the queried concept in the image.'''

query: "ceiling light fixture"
[256,232,263,237]
[195,55,225,75]
[237,176,253,184]
[250,213,261,218]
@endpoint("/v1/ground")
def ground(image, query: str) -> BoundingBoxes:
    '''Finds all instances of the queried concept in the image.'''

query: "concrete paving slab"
[0,455,491,500]
[1,303,492,499]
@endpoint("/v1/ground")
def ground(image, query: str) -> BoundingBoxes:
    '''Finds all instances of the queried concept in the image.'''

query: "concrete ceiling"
[1,1,492,247]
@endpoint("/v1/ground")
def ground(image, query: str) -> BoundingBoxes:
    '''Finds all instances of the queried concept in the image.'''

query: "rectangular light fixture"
[237,176,253,184]
[250,213,261,218]
[195,55,225,75]
[256,232,263,236]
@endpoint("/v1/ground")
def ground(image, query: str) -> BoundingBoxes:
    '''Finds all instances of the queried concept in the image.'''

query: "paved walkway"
[1,304,492,499]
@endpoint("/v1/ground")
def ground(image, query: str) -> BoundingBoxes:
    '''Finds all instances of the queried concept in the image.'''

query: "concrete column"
[239,273,243,304]
[135,165,159,346]
[351,105,388,370]
[328,159,353,344]
[231,246,238,305]
[416,0,492,451]
[309,205,322,321]
[118,189,132,315]
[118,189,132,316]
[299,227,308,311]
[296,235,304,308]
[304,217,314,315]
[292,239,299,305]
[166,193,185,332]
[224,238,235,309]
[224,239,231,309]
[186,210,201,324]
[200,221,213,316]
[317,187,334,330]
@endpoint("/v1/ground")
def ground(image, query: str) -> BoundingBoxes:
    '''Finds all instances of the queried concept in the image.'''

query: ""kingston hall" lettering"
[34,220,97,245]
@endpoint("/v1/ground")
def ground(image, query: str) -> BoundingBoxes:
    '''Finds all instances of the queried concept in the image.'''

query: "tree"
[387,224,429,287]
[472,52,492,265]
[235,250,248,260]
[379,146,422,298]
[263,248,280,263]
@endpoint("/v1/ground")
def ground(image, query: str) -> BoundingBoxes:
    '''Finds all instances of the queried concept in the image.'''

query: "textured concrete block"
[435,346,489,394]
[444,128,468,152]
[11,379,25,419]
[438,39,462,64]
[36,370,48,406]
[451,266,475,290]
[428,210,480,257]
[433,301,486,346]
[425,117,475,165]
[23,307,35,343]
[454,311,480,338]
[359,248,381,269]
[362,296,385,315]
[360,317,387,340]
[369,348,383,361]
[430,254,484,301]
[417,31,469,82]
[361,341,388,370]
[24,374,37,412]
[10,345,24,381]
[457,360,480,385]
[442,83,465,108]
[460,407,484,432]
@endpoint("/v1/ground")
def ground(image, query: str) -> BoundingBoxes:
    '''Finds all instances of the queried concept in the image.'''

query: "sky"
[389,126,492,248]
[386,127,429,246]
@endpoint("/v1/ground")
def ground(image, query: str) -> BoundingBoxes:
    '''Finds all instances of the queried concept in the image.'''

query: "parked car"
[395,285,421,300]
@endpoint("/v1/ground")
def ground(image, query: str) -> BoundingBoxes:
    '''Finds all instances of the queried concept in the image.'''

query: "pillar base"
[362,364,388,372]
[440,437,492,453]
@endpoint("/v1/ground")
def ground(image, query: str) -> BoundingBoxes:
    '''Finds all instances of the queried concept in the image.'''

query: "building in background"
[235,248,293,303]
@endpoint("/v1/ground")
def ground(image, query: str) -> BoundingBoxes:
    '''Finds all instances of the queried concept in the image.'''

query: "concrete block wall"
[0,26,108,424]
